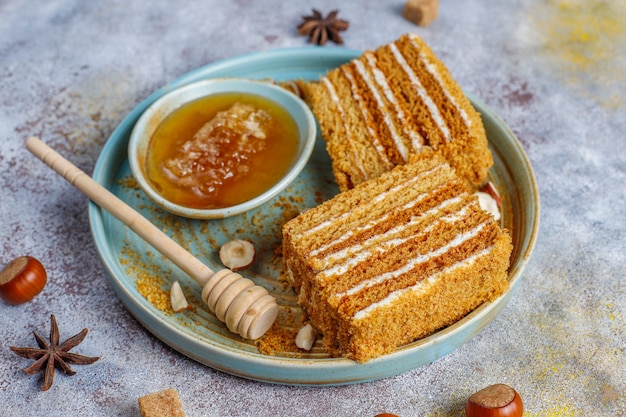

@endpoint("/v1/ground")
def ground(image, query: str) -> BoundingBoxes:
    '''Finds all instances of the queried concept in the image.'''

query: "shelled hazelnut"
[219,239,256,271]
[295,323,317,350]
[170,281,189,312]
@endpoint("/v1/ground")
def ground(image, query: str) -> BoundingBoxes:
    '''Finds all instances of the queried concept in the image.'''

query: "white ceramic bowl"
[128,78,316,219]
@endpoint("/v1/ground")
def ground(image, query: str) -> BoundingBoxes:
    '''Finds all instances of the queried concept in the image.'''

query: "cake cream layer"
[282,153,512,362]
[303,33,492,192]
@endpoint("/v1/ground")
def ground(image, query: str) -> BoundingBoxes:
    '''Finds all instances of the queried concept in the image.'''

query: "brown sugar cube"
[138,388,186,417]
[403,0,439,26]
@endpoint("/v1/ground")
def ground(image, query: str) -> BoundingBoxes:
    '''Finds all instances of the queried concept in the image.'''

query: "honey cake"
[282,152,512,362]
[301,33,492,191]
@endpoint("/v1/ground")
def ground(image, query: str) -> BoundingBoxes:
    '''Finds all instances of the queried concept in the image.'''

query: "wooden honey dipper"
[25,137,278,340]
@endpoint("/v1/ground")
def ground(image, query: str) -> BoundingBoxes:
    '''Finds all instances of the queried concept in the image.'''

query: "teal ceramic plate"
[89,48,540,385]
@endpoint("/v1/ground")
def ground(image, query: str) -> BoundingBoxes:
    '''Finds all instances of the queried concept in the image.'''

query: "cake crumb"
[403,0,439,26]
[138,388,186,417]
[116,175,140,190]
[121,243,173,314]
[257,324,300,356]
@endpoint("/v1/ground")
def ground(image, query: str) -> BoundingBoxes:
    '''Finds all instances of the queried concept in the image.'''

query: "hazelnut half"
[295,323,317,350]
[475,191,501,221]
[170,280,189,312]
[219,239,256,271]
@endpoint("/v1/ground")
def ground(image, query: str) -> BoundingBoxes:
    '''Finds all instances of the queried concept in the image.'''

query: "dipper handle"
[25,137,277,339]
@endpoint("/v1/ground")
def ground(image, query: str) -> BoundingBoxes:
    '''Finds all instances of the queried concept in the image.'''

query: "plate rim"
[89,47,540,385]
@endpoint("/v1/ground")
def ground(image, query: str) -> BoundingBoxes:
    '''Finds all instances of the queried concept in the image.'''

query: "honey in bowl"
[145,92,300,210]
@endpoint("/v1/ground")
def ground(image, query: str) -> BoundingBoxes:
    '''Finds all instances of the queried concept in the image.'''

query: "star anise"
[298,9,349,45]
[10,314,99,391]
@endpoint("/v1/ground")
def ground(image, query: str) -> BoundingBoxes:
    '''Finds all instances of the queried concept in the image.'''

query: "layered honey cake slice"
[282,152,512,362]
[301,33,492,192]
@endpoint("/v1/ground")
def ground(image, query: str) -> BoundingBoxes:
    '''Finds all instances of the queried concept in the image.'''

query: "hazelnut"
[475,191,501,221]
[295,323,317,350]
[170,280,189,312]
[466,384,523,417]
[481,181,502,208]
[219,239,256,271]
[0,256,47,305]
